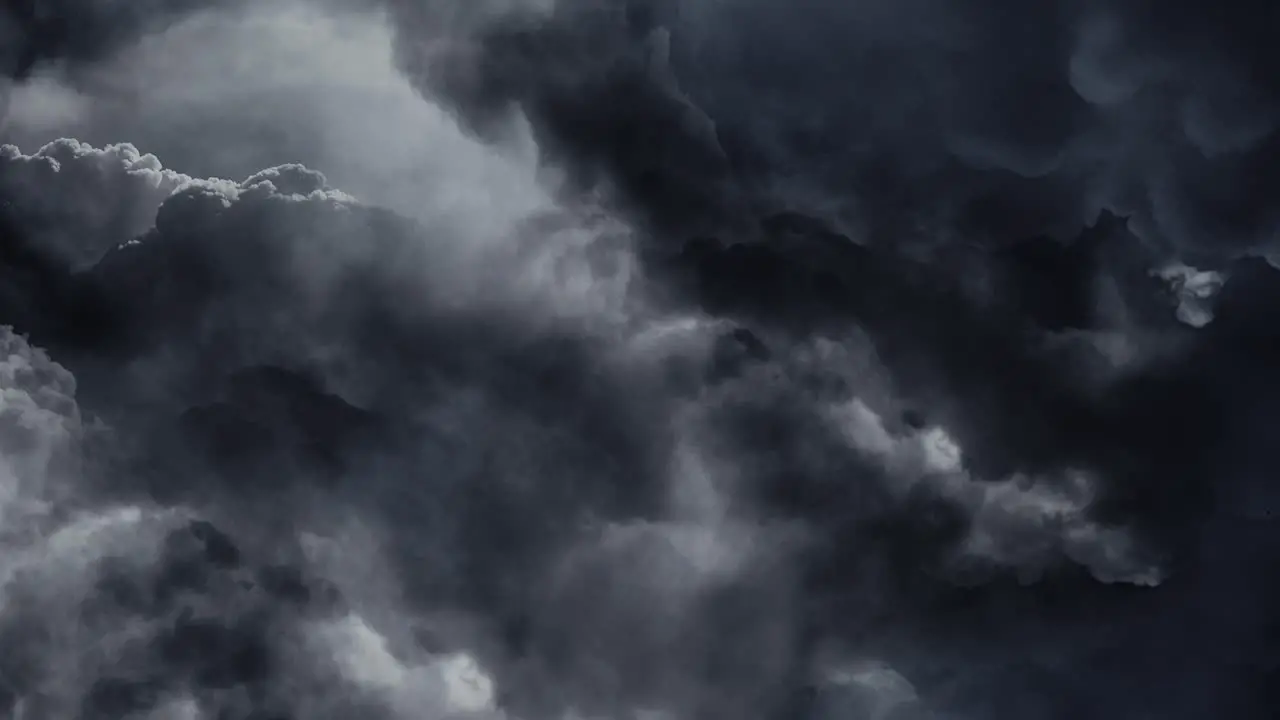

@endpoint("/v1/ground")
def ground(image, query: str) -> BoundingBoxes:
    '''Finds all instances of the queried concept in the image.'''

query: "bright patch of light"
[919,426,963,474]
[438,653,496,713]
[1154,263,1225,328]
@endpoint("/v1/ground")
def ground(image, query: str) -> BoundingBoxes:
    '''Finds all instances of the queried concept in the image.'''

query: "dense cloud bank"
[1,1,1279,719]
[387,0,1280,259]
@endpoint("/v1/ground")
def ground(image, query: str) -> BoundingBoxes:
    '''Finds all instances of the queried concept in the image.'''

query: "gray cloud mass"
[1,0,1279,718]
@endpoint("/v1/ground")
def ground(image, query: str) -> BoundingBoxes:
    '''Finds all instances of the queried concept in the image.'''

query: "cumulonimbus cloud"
[1,1,1279,718]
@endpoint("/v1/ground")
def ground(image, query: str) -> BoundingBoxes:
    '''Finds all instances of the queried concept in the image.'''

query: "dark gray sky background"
[0,1,1278,719]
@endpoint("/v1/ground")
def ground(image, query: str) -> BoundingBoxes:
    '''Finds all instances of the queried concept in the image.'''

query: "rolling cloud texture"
[1,0,1279,718]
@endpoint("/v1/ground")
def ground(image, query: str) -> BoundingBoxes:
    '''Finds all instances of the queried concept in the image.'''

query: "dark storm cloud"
[2,1,1280,719]
[0,139,193,268]
[386,0,1280,261]
[375,0,1280,716]
[382,0,738,236]
[372,0,1266,563]
[0,0,231,80]
[0,134,1192,719]
[0,140,686,718]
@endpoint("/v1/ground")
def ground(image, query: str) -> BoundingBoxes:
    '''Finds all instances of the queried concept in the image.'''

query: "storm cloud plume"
[0,0,1279,719]
[383,0,1280,259]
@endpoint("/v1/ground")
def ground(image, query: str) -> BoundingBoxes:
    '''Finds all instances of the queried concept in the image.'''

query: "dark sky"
[1,1,1278,718]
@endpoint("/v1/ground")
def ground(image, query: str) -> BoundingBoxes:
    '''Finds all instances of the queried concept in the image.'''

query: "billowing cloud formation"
[0,139,202,267]
[0,0,559,232]
[0,134,1180,719]
[384,0,1280,263]
[1,1,1279,719]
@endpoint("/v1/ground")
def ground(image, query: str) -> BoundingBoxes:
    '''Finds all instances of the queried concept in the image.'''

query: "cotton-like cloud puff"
[0,139,210,268]
[0,324,83,528]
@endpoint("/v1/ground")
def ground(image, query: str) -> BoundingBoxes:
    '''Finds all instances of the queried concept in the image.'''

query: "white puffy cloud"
[0,139,197,267]
[1154,262,1226,328]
